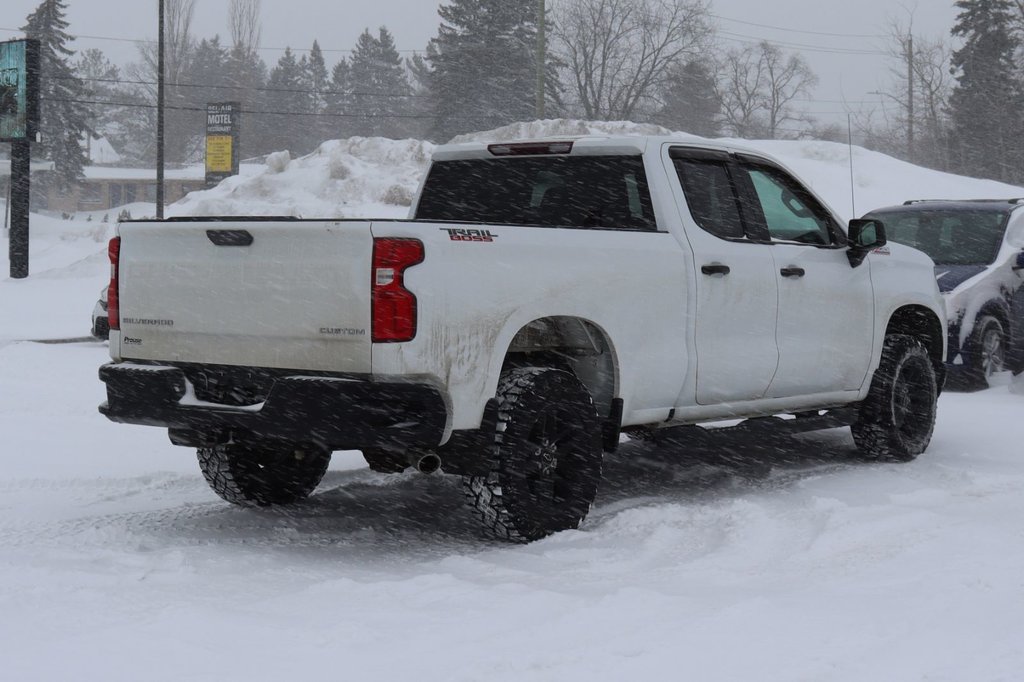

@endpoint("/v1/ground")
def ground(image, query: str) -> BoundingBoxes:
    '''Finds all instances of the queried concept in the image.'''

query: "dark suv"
[864,199,1024,389]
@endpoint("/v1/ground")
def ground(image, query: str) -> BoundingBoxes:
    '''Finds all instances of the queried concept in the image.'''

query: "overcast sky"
[2,0,961,128]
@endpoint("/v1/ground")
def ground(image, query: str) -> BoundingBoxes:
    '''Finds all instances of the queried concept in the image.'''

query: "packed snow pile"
[169,118,1024,224]
[748,138,1024,222]
[169,136,436,220]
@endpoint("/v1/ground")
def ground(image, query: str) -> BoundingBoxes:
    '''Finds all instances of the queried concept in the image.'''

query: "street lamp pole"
[156,0,165,219]
[536,0,546,120]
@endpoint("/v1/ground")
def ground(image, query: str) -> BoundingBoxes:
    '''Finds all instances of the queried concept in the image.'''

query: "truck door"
[667,147,780,404]
[733,155,874,397]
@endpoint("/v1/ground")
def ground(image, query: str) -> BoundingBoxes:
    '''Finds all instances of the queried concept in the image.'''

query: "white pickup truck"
[99,136,946,541]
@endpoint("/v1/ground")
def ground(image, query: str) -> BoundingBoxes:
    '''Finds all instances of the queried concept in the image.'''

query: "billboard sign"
[205,101,240,187]
[0,39,40,142]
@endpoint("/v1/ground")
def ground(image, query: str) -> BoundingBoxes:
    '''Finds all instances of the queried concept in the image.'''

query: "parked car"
[863,199,1024,388]
[91,286,110,340]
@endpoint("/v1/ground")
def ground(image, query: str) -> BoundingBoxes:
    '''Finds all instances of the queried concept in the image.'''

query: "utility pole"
[157,0,165,219]
[536,0,546,120]
[906,32,914,164]
[9,139,30,278]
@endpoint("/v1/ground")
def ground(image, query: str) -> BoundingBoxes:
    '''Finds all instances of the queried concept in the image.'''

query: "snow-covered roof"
[82,166,205,181]
[84,134,122,165]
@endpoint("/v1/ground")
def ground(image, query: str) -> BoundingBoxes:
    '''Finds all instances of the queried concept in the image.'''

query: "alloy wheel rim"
[981,329,1005,378]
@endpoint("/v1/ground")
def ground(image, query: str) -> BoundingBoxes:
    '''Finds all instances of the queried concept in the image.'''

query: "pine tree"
[654,59,722,137]
[188,36,230,108]
[74,48,127,160]
[348,27,412,138]
[948,0,1023,182]
[261,47,311,154]
[180,36,231,162]
[304,40,333,142]
[226,43,267,161]
[22,0,90,192]
[420,0,551,141]
[374,28,413,138]
[325,57,352,139]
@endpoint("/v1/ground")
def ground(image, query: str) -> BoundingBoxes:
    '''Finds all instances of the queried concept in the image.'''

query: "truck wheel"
[197,441,331,506]
[463,368,604,542]
[851,335,937,462]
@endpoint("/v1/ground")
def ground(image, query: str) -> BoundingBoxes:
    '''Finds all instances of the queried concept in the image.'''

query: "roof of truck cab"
[430,135,775,161]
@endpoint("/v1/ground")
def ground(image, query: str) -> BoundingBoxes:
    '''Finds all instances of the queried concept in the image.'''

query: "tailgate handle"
[206,229,254,247]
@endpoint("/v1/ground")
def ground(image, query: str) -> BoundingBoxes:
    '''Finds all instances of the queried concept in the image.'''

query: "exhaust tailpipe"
[415,453,442,475]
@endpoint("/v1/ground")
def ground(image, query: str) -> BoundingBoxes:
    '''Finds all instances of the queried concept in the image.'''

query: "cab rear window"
[414,156,657,231]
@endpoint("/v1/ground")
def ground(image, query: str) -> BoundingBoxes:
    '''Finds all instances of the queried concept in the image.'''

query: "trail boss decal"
[441,228,497,242]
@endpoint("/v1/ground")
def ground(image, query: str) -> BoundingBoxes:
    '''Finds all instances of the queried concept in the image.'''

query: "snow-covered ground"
[3,122,1024,680]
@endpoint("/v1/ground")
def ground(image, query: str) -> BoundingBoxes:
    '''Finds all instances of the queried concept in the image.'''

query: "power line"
[58,73,427,100]
[710,13,887,40]
[59,73,885,110]
[41,96,492,121]
[0,26,425,55]
[2,20,890,58]
[717,30,887,56]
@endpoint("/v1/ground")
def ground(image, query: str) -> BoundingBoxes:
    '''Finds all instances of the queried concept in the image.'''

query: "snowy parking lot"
[2,336,1024,681]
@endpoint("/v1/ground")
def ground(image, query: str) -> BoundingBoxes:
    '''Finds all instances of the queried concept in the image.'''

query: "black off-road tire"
[197,441,331,506]
[463,367,604,542]
[964,315,1007,390]
[851,334,938,462]
[362,448,409,474]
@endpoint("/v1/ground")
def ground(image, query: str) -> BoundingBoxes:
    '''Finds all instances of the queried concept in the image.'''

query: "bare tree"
[552,0,712,121]
[868,19,953,169]
[164,0,196,85]
[760,42,817,138]
[128,0,196,94]
[716,41,817,139]
[229,0,262,55]
[126,0,199,163]
[717,44,767,137]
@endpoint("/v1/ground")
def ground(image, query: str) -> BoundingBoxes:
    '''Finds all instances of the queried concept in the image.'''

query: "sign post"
[1,38,40,279]
[205,102,240,188]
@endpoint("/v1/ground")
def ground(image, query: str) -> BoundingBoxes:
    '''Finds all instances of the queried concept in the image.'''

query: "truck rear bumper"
[98,362,449,451]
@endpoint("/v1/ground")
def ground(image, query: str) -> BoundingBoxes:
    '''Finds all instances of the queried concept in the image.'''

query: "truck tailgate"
[115,220,373,372]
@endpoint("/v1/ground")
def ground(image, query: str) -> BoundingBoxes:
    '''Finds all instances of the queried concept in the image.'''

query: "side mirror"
[847,218,887,268]
[1014,251,1024,272]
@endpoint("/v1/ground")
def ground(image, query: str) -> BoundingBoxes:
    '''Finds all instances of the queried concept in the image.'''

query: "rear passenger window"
[415,156,656,230]
[672,158,745,240]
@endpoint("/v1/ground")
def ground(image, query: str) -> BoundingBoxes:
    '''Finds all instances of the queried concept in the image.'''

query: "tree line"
[10,0,1024,192]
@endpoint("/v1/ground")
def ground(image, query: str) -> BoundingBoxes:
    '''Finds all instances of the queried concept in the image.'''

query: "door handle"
[780,267,805,278]
[207,229,254,246]
[701,263,731,276]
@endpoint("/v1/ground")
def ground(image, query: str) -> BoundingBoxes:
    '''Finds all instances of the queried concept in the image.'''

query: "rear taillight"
[372,238,424,343]
[107,236,120,330]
